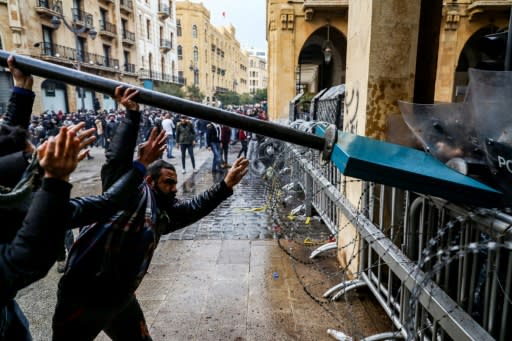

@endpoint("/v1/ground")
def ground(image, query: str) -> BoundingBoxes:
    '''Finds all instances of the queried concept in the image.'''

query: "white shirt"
[161,118,175,135]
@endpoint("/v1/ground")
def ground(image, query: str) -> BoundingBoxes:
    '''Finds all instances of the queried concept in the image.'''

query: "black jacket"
[101,109,232,237]
[58,108,233,299]
[0,178,71,302]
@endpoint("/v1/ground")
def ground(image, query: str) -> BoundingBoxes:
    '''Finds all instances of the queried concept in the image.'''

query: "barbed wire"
[250,120,512,341]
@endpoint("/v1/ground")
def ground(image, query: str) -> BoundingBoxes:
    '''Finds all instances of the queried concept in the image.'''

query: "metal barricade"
[283,136,511,341]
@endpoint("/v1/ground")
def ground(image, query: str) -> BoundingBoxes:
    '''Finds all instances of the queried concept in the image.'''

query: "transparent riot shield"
[398,101,485,175]
[465,68,512,200]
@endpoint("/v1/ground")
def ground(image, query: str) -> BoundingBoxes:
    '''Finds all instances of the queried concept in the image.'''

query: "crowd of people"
[14,100,269,176]
[0,55,258,340]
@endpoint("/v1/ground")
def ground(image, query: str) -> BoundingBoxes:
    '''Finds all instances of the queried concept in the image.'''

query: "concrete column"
[340,0,421,275]
[435,15,460,103]
[267,2,298,120]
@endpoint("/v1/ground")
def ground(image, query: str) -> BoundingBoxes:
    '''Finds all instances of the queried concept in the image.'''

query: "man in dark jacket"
[52,91,249,340]
[175,115,196,173]
[206,122,223,172]
[0,57,166,339]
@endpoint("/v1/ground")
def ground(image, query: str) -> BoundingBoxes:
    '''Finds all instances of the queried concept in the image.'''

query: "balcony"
[99,20,117,39]
[71,8,94,29]
[122,30,135,46]
[36,41,120,72]
[123,63,136,74]
[120,0,133,14]
[160,39,172,51]
[139,69,185,85]
[467,0,512,20]
[158,3,170,19]
[302,0,348,21]
[35,0,63,19]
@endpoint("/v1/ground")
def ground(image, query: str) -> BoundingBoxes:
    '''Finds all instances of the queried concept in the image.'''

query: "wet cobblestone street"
[17,145,389,340]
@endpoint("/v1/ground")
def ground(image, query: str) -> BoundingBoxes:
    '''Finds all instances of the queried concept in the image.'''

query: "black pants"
[238,140,248,158]
[52,293,151,341]
[221,143,229,164]
[180,143,195,169]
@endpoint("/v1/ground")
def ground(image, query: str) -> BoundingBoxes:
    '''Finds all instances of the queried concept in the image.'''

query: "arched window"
[192,24,198,39]
[177,45,183,60]
[193,46,198,63]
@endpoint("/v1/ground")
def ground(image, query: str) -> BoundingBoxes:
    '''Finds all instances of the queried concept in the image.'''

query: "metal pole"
[0,51,326,152]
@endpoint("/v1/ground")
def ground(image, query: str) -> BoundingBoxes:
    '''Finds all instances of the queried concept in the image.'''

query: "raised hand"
[37,122,96,181]
[7,55,33,90]
[113,86,139,111]
[138,127,167,167]
[224,157,249,188]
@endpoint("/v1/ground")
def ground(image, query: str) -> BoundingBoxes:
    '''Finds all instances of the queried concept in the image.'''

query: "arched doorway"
[296,26,347,94]
[454,25,507,101]
[41,79,68,113]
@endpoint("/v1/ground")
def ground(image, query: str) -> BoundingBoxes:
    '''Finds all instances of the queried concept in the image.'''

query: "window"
[42,26,54,56]
[123,50,130,72]
[177,19,181,36]
[77,37,85,62]
[103,44,111,66]
[177,45,182,60]
[146,19,151,40]
[192,24,197,39]
[193,46,198,63]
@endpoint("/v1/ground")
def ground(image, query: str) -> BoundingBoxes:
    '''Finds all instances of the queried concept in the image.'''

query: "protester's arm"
[0,124,88,300]
[3,56,34,129]
[70,127,166,227]
[101,87,141,191]
[162,157,248,233]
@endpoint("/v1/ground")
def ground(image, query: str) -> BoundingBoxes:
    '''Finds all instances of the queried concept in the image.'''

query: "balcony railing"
[99,20,117,37]
[158,3,170,18]
[160,39,172,51]
[122,30,135,45]
[35,0,63,18]
[139,69,185,85]
[71,8,94,29]
[36,42,119,71]
[120,0,133,13]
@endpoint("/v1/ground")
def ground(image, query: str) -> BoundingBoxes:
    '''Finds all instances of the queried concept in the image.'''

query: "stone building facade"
[0,0,179,114]
[248,52,268,94]
[267,0,511,119]
[135,0,180,93]
[266,0,511,273]
[176,0,248,104]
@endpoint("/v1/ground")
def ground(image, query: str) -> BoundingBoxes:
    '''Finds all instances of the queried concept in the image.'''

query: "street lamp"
[322,23,333,65]
[51,6,97,111]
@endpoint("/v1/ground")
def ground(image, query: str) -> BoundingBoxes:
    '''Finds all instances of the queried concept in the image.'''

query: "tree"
[156,83,185,98]
[253,88,267,103]
[239,93,253,105]
[186,85,204,102]
[216,91,240,106]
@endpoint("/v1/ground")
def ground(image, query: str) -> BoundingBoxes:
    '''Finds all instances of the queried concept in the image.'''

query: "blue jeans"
[210,142,222,171]
[166,136,175,158]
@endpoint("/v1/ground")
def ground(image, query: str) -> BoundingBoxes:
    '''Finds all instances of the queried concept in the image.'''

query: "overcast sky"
[190,0,267,51]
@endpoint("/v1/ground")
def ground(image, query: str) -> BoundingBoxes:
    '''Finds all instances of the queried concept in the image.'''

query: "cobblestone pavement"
[17,143,390,340]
